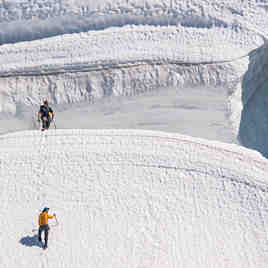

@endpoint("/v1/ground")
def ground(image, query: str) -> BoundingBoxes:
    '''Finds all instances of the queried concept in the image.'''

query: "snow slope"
[1,129,268,268]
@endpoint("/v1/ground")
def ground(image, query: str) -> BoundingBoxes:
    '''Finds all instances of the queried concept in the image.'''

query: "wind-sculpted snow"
[0,0,267,153]
[0,0,268,44]
[0,56,248,114]
[0,129,268,268]
[0,1,267,151]
[0,1,268,267]
[0,25,261,76]
[0,24,256,132]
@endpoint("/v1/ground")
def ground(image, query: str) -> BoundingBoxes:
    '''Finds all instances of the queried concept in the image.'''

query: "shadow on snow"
[19,234,43,248]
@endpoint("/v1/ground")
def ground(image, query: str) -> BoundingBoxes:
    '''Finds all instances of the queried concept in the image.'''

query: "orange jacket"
[38,211,54,226]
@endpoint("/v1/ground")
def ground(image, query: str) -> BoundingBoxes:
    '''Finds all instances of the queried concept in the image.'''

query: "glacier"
[1,1,268,267]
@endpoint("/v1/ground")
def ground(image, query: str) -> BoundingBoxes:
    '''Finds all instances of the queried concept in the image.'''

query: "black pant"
[41,116,51,129]
[38,224,49,247]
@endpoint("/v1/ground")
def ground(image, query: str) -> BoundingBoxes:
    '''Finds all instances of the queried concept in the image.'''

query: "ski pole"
[38,120,42,131]
[50,214,59,228]
[53,119,57,130]
[54,214,59,226]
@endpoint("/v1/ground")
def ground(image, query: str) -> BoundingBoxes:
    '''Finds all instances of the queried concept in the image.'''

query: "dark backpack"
[40,105,52,118]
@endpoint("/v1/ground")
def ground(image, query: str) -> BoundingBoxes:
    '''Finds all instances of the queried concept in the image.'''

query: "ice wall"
[239,43,268,156]
[0,59,247,119]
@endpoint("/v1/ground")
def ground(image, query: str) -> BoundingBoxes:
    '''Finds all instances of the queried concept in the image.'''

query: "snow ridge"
[1,129,268,268]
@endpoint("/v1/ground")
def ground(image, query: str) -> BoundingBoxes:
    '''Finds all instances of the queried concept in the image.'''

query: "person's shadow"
[19,234,43,248]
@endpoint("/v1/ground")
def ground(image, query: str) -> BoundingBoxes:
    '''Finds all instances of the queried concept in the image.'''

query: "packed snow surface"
[1,129,268,268]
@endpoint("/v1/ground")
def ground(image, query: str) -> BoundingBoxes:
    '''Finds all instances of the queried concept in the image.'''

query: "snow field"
[1,129,268,267]
[1,1,268,267]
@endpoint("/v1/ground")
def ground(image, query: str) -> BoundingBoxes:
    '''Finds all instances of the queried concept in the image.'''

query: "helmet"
[42,207,49,212]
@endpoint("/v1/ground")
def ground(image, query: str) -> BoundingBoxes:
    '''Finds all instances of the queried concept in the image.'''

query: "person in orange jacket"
[38,207,56,249]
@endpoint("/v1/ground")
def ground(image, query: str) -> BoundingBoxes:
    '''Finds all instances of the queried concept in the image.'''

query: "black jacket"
[39,105,53,118]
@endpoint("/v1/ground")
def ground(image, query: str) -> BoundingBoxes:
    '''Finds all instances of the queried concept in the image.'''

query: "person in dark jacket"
[38,100,54,131]
[38,207,56,249]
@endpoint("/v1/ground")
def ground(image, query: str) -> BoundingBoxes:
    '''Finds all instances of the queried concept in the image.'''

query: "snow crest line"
[1,131,265,166]
[0,53,250,78]
[104,161,268,193]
